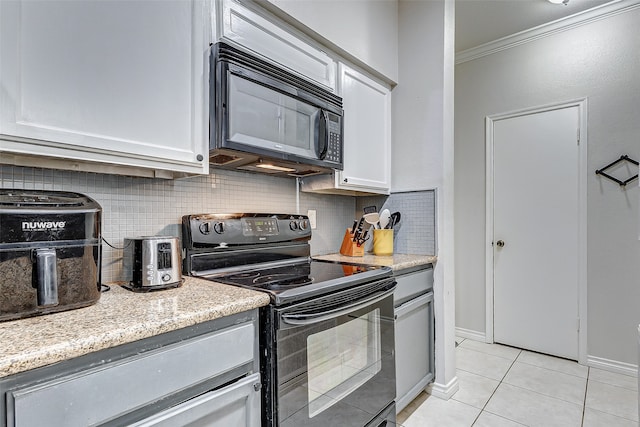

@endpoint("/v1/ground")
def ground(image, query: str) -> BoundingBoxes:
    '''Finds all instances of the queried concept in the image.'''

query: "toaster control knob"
[162,273,171,282]
[213,222,225,234]
[289,221,298,231]
[199,222,211,235]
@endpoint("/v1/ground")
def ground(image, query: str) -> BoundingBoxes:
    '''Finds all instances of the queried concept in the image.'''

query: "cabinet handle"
[344,178,348,183]
[196,154,204,162]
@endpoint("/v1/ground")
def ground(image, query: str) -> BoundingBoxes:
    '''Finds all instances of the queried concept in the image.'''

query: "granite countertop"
[313,253,436,272]
[0,277,270,379]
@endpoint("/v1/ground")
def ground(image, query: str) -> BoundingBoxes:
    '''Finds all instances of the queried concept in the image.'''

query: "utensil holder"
[339,228,364,257]
[373,229,393,256]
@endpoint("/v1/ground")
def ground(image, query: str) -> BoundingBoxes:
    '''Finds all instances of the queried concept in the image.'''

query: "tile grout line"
[580,366,590,427]
[469,349,523,426]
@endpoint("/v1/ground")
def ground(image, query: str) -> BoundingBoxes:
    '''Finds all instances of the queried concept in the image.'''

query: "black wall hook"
[595,155,639,187]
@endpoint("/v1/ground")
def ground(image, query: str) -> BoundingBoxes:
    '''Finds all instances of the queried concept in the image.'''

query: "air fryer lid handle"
[33,248,59,307]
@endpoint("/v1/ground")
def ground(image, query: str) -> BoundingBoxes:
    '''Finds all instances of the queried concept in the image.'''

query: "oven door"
[269,281,396,427]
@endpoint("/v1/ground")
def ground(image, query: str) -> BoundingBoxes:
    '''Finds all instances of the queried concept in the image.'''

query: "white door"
[492,105,580,360]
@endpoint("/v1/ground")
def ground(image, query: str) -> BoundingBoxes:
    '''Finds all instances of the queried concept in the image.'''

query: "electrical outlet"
[307,209,317,229]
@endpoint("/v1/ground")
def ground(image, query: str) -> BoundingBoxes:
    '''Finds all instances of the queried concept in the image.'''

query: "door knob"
[496,240,505,247]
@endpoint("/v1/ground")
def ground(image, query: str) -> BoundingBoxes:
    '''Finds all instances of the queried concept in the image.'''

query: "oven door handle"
[280,287,395,326]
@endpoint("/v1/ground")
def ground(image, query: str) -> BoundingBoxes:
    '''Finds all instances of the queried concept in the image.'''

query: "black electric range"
[181,213,397,427]
[181,213,391,305]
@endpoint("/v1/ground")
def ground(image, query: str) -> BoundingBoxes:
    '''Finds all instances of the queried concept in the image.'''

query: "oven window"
[306,309,382,418]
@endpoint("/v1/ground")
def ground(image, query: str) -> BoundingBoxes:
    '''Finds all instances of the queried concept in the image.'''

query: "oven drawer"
[7,322,255,427]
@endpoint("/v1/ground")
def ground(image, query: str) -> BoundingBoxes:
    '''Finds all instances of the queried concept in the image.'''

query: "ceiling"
[455,0,615,52]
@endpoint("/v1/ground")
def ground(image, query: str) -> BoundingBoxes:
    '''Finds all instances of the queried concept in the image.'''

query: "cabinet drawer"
[130,373,261,427]
[394,266,433,307]
[8,322,254,427]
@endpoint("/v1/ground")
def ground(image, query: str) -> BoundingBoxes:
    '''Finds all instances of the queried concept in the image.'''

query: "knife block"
[339,228,364,257]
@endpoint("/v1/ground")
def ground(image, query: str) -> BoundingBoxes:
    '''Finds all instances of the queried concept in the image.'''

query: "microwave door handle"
[281,287,394,326]
[316,110,329,159]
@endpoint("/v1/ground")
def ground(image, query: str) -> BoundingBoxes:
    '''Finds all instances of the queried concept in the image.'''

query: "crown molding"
[456,0,640,64]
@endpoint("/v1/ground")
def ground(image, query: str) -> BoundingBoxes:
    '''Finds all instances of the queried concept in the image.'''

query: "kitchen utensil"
[363,205,377,215]
[0,189,102,322]
[123,236,183,291]
[388,211,401,229]
[352,217,365,242]
[379,209,391,229]
[357,227,370,246]
[363,212,380,228]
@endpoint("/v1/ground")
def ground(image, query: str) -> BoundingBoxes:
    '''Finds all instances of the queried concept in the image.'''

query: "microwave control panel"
[325,114,342,164]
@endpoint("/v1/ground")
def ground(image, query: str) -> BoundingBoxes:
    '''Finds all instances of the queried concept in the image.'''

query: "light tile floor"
[397,338,638,426]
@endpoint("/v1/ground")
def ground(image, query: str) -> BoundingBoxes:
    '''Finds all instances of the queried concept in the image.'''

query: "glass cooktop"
[207,260,390,305]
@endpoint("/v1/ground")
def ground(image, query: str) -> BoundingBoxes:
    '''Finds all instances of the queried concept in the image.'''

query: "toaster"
[123,236,183,291]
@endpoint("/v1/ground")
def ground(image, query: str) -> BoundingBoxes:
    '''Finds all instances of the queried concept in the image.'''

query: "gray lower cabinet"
[394,266,435,413]
[130,372,260,427]
[0,310,261,427]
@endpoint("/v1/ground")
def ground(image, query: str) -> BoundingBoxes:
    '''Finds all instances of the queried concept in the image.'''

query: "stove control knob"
[289,221,298,231]
[299,220,309,230]
[199,222,211,234]
[213,222,225,234]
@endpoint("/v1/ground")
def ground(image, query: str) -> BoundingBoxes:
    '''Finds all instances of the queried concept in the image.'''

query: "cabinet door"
[337,63,391,194]
[219,0,336,91]
[0,0,209,175]
[131,373,261,427]
[394,291,434,412]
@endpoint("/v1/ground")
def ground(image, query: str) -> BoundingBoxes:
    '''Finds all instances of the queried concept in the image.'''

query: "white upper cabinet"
[217,0,336,91]
[0,0,209,177]
[301,63,391,195]
[265,0,398,84]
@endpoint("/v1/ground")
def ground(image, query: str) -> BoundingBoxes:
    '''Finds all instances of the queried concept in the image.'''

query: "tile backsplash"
[0,165,354,282]
[1,165,436,283]
[356,190,436,255]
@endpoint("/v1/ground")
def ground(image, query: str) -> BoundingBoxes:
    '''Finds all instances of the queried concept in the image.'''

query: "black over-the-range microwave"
[209,42,344,177]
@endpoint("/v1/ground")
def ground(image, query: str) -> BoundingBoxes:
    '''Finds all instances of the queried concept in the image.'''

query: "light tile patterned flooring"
[397,338,638,426]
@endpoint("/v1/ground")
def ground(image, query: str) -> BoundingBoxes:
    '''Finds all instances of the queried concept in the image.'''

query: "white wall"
[396,0,458,398]
[264,0,398,83]
[392,1,445,193]
[455,7,640,365]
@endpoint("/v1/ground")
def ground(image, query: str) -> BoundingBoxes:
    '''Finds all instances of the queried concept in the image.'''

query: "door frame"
[484,98,588,364]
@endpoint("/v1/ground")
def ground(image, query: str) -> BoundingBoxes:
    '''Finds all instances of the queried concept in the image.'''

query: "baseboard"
[455,327,486,342]
[426,375,459,400]
[587,355,638,377]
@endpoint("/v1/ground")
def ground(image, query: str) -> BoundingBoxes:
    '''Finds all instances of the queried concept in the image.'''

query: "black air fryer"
[0,189,102,321]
